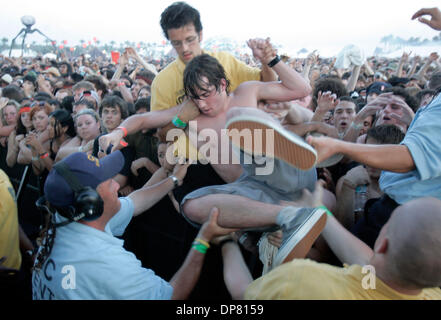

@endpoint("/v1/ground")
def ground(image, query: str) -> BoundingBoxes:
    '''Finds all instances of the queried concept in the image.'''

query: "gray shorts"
[181,152,317,228]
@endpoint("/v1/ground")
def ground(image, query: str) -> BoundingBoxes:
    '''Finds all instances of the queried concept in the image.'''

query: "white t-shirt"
[32,197,173,300]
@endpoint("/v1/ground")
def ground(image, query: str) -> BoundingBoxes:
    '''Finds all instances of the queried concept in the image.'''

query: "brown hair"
[29,102,55,121]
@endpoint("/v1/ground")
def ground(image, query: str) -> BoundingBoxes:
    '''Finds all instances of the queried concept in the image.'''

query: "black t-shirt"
[173,162,226,204]
[93,134,134,177]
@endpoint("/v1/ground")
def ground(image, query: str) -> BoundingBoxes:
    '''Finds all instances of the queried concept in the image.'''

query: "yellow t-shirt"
[151,51,261,111]
[245,259,441,300]
[0,169,21,270]
[151,51,260,162]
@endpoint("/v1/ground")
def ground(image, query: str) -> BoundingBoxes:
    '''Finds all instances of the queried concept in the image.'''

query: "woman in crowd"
[55,109,101,161]
[6,102,34,167]
[25,109,75,175]
[17,101,54,166]
[0,99,19,145]
[94,95,135,195]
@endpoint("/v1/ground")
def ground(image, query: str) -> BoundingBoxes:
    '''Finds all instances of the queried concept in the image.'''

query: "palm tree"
[1,37,8,50]
[110,40,116,50]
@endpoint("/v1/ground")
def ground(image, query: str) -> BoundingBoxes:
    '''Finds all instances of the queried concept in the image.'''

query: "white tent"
[43,52,57,60]
[1,49,38,58]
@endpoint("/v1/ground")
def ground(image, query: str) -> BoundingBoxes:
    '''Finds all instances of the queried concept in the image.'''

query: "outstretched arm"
[322,212,373,266]
[307,135,415,173]
[99,104,181,152]
[221,240,253,300]
[169,208,237,300]
[128,163,189,216]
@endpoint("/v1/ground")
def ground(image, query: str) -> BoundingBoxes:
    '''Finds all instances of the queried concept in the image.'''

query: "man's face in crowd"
[23,80,35,93]
[101,106,122,132]
[334,101,356,134]
[375,95,407,132]
[138,87,151,100]
[167,23,203,64]
[131,79,147,100]
[360,115,374,136]
[59,64,69,76]
[190,77,226,117]
[420,93,434,108]
[3,105,17,126]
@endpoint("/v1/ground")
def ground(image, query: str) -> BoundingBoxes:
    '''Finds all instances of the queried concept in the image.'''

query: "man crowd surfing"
[1,3,441,300]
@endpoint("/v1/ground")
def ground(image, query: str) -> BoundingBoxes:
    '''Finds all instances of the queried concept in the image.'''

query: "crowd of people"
[0,2,440,300]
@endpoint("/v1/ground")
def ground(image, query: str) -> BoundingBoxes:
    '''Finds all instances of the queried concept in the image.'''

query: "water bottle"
[354,185,368,223]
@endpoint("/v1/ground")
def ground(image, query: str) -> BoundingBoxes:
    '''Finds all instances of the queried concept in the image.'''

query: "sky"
[1,0,440,57]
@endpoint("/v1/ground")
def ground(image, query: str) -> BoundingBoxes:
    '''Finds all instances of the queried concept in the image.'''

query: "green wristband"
[172,116,187,129]
[319,205,333,217]
[192,243,208,254]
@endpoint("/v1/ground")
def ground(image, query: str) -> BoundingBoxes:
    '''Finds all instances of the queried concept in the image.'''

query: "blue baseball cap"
[366,81,392,97]
[44,151,124,207]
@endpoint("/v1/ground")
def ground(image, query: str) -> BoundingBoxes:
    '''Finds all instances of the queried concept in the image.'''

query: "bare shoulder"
[228,81,262,108]
[63,136,81,147]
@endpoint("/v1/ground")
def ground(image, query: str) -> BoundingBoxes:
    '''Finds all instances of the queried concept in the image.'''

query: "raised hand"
[306,50,319,65]
[412,7,441,30]
[247,37,277,65]
[400,51,411,62]
[131,157,149,176]
[387,95,415,126]
[317,91,339,113]
[355,92,393,123]
[98,130,126,154]
[429,52,440,62]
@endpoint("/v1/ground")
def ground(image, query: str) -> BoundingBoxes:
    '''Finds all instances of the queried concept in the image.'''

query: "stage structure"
[9,15,56,57]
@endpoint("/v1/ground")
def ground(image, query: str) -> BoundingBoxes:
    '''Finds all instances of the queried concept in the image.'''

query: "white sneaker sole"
[225,115,317,171]
[273,208,327,267]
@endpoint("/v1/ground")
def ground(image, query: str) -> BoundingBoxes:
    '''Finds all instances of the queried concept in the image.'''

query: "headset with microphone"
[53,161,104,222]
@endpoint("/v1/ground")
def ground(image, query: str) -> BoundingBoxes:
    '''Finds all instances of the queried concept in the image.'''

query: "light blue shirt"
[380,93,441,204]
[32,197,173,300]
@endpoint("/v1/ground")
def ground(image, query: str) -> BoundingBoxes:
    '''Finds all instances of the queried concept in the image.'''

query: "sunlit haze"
[1,0,440,57]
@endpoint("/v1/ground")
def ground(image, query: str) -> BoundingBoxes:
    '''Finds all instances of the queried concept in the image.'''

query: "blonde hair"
[74,108,100,123]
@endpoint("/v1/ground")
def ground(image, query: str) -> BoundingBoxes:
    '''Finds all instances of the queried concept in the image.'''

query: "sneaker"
[225,111,317,171]
[273,206,327,268]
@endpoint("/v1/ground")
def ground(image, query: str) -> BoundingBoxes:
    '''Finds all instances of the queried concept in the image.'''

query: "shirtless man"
[100,38,327,268]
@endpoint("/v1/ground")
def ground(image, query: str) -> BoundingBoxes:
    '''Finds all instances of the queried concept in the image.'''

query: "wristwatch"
[170,175,180,188]
[268,55,281,68]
